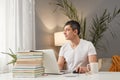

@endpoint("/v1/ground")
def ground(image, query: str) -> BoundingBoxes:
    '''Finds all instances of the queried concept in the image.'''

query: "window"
[0,0,35,73]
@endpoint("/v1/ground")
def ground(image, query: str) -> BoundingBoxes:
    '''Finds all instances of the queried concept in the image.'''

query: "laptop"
[31,49,66,75]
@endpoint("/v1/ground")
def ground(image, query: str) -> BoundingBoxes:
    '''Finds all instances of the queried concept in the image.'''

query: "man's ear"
[74,29,78,35]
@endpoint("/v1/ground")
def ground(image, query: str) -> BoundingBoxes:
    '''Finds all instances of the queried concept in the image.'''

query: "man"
[58,20,97,73]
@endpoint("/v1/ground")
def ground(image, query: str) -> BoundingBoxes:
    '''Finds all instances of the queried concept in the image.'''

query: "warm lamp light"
[54,31,68,46]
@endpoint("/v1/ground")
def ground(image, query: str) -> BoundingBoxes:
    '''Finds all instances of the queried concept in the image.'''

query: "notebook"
[31,49,67,75]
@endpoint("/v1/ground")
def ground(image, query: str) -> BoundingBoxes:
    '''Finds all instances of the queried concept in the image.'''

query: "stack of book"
[12,52,44,78]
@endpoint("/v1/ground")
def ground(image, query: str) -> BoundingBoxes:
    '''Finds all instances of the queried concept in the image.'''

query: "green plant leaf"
[0,49,17,65]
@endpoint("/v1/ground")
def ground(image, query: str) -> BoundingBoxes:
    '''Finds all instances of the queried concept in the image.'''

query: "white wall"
[35,0,120,58]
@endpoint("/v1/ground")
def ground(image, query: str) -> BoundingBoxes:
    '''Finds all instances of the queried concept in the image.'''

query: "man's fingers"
[75,67,79,72]
[78,67,82,73]
[75,67,88,73]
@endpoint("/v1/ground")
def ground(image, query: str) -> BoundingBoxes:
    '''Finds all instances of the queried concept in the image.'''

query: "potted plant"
[1,48,17,65]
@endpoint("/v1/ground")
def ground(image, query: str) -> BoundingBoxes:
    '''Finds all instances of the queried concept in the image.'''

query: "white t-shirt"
[59,39,97,71]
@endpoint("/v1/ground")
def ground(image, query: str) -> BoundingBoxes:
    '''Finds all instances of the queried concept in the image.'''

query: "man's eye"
[66,29,70,31]
[64,29,71,31]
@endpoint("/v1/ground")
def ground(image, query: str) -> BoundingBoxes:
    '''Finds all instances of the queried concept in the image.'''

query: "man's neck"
[70,36,80,49]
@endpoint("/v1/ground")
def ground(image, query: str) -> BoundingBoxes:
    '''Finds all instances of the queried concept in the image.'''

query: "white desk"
[0,72,120,80]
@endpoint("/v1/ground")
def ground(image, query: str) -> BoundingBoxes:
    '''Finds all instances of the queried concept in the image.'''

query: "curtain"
[0,0,8,73]
[0,0,35,73]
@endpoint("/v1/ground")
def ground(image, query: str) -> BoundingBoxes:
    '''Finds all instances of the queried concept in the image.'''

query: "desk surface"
[0,72,120,80]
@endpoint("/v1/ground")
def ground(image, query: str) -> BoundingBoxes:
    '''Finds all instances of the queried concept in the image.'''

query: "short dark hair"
[64,20,80,35]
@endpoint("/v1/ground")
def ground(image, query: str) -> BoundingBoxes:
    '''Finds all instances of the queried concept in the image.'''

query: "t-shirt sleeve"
[88,42,97,56]
[59,46,64,56]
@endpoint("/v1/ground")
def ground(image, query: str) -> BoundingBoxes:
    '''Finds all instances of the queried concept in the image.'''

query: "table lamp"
[54,31,68,46]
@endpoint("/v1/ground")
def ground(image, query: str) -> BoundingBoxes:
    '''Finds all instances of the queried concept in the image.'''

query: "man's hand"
[75,66,88,73]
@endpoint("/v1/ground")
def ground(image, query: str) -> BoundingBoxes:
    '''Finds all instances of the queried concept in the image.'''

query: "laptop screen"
[31,49,60,74]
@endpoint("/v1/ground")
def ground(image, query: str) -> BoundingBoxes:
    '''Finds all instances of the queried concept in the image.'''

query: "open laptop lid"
[31,49,61,74]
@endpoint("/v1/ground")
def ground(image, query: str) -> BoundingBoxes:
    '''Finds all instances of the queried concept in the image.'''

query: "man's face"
[64,25,77,40]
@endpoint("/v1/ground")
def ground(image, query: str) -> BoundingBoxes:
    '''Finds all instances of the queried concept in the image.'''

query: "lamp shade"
[54,31,68,46]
